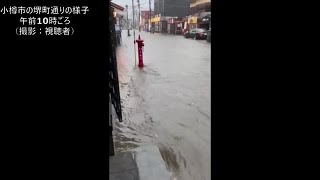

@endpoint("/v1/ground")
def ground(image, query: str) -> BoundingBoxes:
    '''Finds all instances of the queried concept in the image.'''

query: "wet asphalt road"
[113,30,211,180]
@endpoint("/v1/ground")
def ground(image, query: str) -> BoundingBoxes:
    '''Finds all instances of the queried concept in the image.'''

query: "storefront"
[182,16,188,33]
[188,16,198,29]
[167,18,175,34]
[155,22,160,32]
[151,15,161,32]
[167,18,183,34]
[160,17,167,33]
[111,2,125,29]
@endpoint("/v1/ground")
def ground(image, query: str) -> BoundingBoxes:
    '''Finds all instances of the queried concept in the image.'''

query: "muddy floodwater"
[113,31,211,180]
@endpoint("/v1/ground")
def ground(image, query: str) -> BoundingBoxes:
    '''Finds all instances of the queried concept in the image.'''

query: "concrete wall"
[155,0,190,17]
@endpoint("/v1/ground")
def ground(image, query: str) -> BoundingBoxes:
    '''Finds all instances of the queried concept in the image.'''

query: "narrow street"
[113,31,211,180]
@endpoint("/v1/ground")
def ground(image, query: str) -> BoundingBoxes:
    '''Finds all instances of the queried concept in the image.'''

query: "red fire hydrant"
[135,35,144,67]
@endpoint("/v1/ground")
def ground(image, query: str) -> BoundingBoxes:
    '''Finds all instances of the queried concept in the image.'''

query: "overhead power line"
[121,2,149,9]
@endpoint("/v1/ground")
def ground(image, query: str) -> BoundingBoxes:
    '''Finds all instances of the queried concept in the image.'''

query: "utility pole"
[137,0,141,32]
[137,9,139,29]
[162,0,164,16]
[149,0,151,32]
[132,0,135,30]
[132,0,137,66]
[162,0,165,33]
[126,5,131,36]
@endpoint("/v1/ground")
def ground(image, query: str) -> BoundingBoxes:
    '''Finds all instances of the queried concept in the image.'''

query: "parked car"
[184,28,208,40]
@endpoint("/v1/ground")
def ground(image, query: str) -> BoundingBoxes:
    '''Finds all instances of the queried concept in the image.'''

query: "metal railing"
[109,6,123,156]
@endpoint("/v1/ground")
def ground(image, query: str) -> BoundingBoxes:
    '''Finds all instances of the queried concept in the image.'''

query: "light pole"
[132,0,137,66]
[126,5,131,36]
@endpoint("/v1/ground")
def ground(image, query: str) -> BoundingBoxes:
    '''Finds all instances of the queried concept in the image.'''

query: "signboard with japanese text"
[188,16,198,24]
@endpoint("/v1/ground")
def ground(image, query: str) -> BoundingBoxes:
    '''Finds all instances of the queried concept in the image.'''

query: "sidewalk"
[110,145,171,180]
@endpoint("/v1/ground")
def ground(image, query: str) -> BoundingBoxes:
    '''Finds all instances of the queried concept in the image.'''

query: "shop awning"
[167,17,183,24]
[199,12,211,19]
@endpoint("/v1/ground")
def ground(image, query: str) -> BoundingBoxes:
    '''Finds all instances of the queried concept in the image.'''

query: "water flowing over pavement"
[113,31,211,180]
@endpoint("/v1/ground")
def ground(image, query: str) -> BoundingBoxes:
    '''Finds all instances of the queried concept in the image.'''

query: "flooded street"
[113,31,211,180]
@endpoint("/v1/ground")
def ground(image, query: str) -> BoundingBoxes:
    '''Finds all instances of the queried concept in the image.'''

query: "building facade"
[151,14,161,32]
[141,10,154,31]
[153,0,190,33]
[111,2,125,29]
[185,0,211,30]
[190,0,211,15]
[167,17,184,34]
[154,0,190,17]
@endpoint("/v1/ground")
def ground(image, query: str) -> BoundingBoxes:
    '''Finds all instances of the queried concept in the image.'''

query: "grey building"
[153,0,190,33]
[154,0,190,17]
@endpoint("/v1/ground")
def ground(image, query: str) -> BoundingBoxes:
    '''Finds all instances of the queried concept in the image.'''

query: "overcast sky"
[112,0,154,19]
